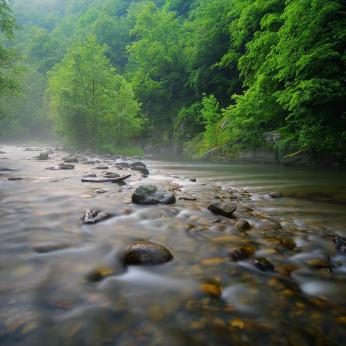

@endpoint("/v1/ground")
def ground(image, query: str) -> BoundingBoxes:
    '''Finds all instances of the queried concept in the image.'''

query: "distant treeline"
[0,0,345,160]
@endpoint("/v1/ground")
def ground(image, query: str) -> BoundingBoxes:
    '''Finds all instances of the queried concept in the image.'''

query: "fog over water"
[0,145,346,345]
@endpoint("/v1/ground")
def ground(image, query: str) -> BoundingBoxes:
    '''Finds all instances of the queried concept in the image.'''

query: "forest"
[0,0,345,163]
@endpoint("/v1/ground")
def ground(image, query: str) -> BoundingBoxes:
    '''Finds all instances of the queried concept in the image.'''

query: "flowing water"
[0,145,346,345]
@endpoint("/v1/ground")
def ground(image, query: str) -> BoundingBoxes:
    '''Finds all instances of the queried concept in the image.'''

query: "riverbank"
[1,144,346,345]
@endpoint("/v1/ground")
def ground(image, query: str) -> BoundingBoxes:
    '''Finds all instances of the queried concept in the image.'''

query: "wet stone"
[235,220,251,231]
[207,201,237,217]
[307,259,331,270]
[130,161,146,168]
[64,156,78,163]
[8,177,22,181]
[331,236,346,253]
[229,246,254,261]
[104,172,120,178]
[34,245,70,254]
[116,162,130,168]
[131,166,149,175]
[82,210,113,224]
[189,178,196,182]
[38,152,49,160]
[84,173,97,178]
[132,185,176,205]
[254,257,274,271]
[82,160,94,164]
[96,166,109,170]
[199,284,221,298]
[95,189,106,194]
[58,164,75,170]
[282,237,296,249]
[269,192,283,198]
[123,241,173,265]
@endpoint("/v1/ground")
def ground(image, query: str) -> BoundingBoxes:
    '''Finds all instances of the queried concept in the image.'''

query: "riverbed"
[0,145,346,345]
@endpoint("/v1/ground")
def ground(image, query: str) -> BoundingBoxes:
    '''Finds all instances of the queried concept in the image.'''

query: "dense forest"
[0,0,345,162]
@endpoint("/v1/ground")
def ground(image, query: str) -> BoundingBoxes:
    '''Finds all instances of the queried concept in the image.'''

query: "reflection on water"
[0,146,346,345]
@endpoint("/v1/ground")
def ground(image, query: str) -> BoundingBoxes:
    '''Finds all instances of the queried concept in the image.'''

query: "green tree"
[47,36,142,148]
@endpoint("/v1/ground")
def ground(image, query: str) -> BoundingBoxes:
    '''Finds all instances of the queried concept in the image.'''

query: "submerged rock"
[207,201,237,217]
[199,284,221,298]
[331,236,346,253]
[254,257,274,271]
[38,152,49,160]
[229,246,254,261]
[58,163,75,170]
[235,220,251,231]
[130,161,146,168]
[34,245,70,254]
[132,185,176,205]
[308,259,332,274]
[123,241,173,265]
[269,192,283,198]
[8,177,22,181]
[82,210,113,224]
[131,166,149,175]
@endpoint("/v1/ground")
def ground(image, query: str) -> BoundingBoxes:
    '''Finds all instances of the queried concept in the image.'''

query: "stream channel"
[0,145,346,345]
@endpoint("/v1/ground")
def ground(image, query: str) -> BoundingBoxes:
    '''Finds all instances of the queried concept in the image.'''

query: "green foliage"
[47,36,142,148]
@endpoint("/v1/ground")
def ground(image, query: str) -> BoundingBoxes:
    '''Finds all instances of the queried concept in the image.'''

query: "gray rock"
[84,173,97,178]
[331,236,346,253]
[96,165,109,169]
[254,257,274,271]
[116,162,130,168]
[130,161,146,168]
[269,192,283,198]
[207,201,237,217]
[64,156,78,163]
[189,178,196,182]
[132,185,176,205]
[235,220,251,230]
[34,245,70,254]
[123,241,173,265]
[38,152,49,160]
[58,164,75,170]
[82,210,113,224]
[82,160,94,164]
[104,172,120,178]
[131,166,149,175]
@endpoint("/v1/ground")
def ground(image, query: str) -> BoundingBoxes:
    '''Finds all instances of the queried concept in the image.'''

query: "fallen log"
[81,174,131,183]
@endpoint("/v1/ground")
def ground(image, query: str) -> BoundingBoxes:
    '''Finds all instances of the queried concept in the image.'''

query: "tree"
[47,36,142,148]
[0,0,24,109]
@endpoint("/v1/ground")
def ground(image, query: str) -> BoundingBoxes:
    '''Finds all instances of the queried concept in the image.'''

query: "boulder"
[123,241,173,265]
[58,164,75,170]
[235,220,251,231]
[38,152,49,160]
[269,192,283,198]
[132,185,176,205]
[116,162,130,168]
[207,201,237,217]
[130,161,146,168]
[254,257,274,271]
[331,236,346,253]
[64,156,78,163]
[131,166,149,175]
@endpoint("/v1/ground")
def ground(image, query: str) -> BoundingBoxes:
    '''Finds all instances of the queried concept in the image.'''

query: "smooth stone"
[132,185,176,205]
[95,189,106,194]
[235,220,251,230]
[123,241,173,265]
[45,167,56,170]
[104,172,120,178]
[84,173,97,178]
[58,164,75,170]
[64,156,78,163]
[34,245,70,254]
[307,259,331,269]
[38,152,49,160]
[96,166,109,169]
[82,210,113,224]
[331,236,346,253]
[189,178,196,182]
[282,237,296,249]
[131,166,149,175]
[207,201,237,217]
[269,192,283,198]
[116,162,130,168]
[0,168,17,171]
[7,177,22,181]
[130,161,146,168]
[198,284,221,298]
[254,257,274,271]
[229,246,254,261]
[82,161,94,164]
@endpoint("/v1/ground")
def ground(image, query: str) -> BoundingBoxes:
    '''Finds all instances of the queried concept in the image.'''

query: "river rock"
[269,192,283,198]
[64,156,78,163]
[58,164,75,170]
[84,173,97,178]
[82,160,94,164]
[8,177,22,181]
[130,161,146,168]
[131,166,149,175]
[331,236,346,253]
[34,245,70,254]
[207,201,237,217]
[189,178,196,182]
[38,152,49,160]
[104,172,120,178]
[199,284,221,298]
[96,165,109,169]
[132,185,176,204]
[229,246,254,260]
[235,220,251,231]
[254,257,274,271]
[123,241,173,265]
[82,210,113,224]
[116,162,130,168]
[307,259,332,274]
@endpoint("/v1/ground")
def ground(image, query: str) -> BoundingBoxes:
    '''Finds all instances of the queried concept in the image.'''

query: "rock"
[235,220,251,231]
[229,246,254,261]
[308,259,332,274]
[84,173,97,178]
[269,192,283,198]
[95,189,105,194]
[82,160,94,165]
[34,245,70,254]
[38,152,49,160]
[58,164,75,170]
[87,268,112,282]
[282,237,296,249]
[130,161,146,168]
[0,168,17,171]
[254,257,274,271]
[132,185,176,205]
[331,236,346,253]
[123,241,173,265]
[104,172,120,178]
[8,177,22,181]
[116,162,130,168]
[82,210,113,224]
[96,166,109,169]
[207,201,237,217]
[131,166,149,175]
[64,156,78,163]
[45,167,56,170]
[199,284,221,298]
[189,178,196,182]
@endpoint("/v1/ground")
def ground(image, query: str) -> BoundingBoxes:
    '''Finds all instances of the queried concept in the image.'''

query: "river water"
[0,145,346,345]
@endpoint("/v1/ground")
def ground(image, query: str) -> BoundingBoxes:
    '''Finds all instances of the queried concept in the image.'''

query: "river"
[0,145,346,345]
